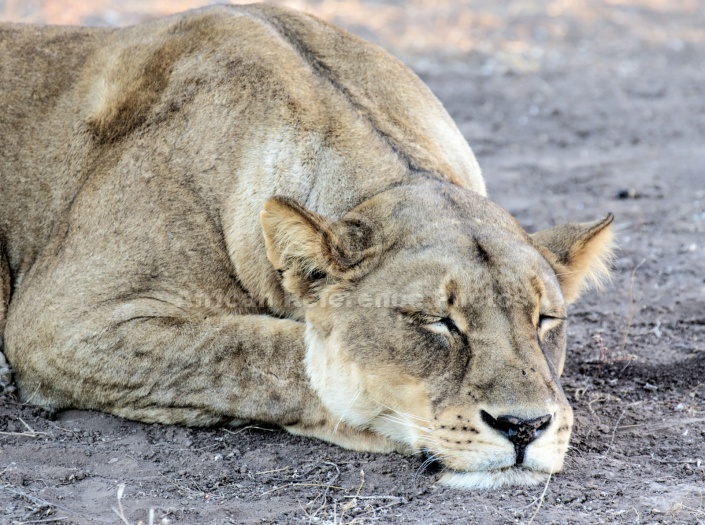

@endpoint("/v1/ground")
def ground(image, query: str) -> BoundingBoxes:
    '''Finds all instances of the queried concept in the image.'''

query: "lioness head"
[261,182,614,489]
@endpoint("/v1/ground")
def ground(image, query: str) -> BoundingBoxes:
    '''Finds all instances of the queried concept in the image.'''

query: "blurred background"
[0,0,701,62]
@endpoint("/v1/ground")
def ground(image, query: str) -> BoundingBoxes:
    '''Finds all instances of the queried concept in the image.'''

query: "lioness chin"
[0,4,614,490]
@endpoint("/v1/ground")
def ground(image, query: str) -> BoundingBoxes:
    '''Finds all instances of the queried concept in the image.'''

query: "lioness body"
[1,4,479,411]
[0,5,612,489]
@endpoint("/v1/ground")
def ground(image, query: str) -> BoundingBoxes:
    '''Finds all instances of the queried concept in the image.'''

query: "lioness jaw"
[0,4,614,489]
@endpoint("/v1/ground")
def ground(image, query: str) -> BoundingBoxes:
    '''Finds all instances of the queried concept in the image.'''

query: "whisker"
[333,388,361,434]
[414,436,440,446]
[407,427,436,439]
[376,402,431,424]
[413,450,447,484]
[379,414,432,433]
[417,453,440,472]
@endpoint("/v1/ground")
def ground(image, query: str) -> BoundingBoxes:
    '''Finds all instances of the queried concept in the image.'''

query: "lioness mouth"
[440,468,549,491]
[420,448,549,490]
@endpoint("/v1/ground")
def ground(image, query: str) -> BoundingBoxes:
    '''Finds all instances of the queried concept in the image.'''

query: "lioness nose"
[480,411,552,464]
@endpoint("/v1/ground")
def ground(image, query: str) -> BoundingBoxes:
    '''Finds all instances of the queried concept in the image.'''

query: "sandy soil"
[1,1,704,523]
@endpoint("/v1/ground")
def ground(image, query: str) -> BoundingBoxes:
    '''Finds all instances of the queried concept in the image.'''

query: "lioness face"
[262,184,614,489]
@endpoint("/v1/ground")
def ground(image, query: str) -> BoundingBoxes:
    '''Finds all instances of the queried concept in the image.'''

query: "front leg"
[6,306,399,452]
[285,416,408,454]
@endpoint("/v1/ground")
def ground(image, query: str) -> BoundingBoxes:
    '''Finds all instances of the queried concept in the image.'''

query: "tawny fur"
[0,5,614,488]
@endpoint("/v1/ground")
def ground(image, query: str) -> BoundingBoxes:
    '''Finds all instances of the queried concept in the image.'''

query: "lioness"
[0,4,613,489]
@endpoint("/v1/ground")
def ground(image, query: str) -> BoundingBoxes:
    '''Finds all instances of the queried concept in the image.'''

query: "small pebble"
[616,188,638,199]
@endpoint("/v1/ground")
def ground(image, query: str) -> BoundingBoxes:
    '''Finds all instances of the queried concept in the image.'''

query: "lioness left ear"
[531,213,615,303]
[260,196,377,299]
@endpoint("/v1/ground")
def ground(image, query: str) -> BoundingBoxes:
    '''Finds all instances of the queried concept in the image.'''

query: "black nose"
[480,410,552,464]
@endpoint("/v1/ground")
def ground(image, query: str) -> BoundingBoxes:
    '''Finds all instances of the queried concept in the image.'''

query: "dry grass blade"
[619,258,645,353]
[261,482,344,496]
[338,470,365,523]
[110,484,167,525]
[13,518,68,524]
[0,417,51,438]
[111,484,131,525]
[0,430,49,437]
[526,472,553,525]
[255,466,290,476]
[221,425,277,436]
[1,483,78,517]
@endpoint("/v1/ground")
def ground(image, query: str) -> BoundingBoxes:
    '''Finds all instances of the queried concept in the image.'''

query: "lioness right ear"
[260,197,375,298]
[531,214,615,304]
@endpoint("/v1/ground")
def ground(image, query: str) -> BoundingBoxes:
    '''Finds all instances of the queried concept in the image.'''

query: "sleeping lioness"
[0,4,614,489]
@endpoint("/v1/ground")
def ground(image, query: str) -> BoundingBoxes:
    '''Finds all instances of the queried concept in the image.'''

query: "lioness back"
[0,4,483,286]
[0,23,105,280]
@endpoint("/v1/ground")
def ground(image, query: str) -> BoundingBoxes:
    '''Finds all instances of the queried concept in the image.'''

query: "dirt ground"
[1,1,704,523]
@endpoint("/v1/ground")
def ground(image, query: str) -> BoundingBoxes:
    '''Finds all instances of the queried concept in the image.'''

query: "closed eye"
[537,314,565,336]
[397,309,465,338]
[426,316,461,336]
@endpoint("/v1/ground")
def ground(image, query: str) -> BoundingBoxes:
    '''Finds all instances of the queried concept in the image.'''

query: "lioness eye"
[426,317,460,335]
[537,314,565,334]
[400,310,463,337]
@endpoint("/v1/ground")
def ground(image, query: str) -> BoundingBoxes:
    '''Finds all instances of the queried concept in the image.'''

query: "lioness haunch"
[0,4,614,489]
